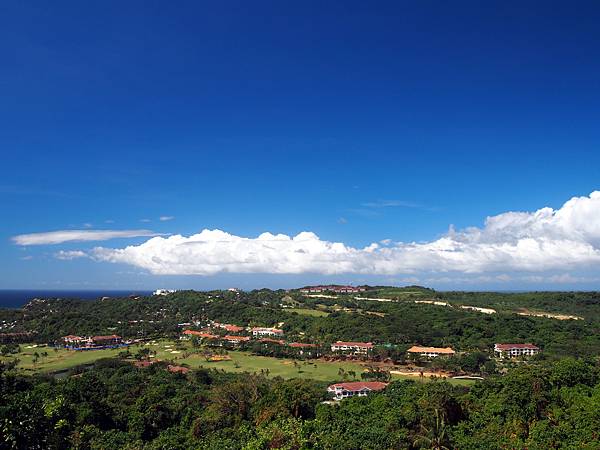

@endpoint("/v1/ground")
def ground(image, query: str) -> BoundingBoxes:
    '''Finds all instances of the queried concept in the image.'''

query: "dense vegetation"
[1,357,598,449]
[1,288,599,448]
[1,288,599,359]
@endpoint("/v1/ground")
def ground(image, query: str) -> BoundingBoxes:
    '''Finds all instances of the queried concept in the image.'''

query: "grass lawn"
[0,344,124,372]
[284,308,329,317]
[1,341,475,386]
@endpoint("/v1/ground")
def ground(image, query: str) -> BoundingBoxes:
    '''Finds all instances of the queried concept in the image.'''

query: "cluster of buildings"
[62,334,124,350]
[299,285,368,294]
[182,327,319,355]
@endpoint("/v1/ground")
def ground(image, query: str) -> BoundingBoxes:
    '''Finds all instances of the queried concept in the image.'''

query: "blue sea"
[0,290,153,309]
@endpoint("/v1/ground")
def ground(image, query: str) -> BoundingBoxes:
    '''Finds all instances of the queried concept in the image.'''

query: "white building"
[251,327,284,337]
[153,289,177,296]
[494,343,540,358]
[327,381,387,400]
[330,341,373,356]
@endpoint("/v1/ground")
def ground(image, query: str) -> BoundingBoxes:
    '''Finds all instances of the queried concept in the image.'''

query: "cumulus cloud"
[59,191,600,277]
[12,229,162,246]
[159,216,175,221]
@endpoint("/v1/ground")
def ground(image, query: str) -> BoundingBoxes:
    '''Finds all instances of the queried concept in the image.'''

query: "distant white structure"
[460,305,496,314]
[251,327,284,337]
[153,289,177,296]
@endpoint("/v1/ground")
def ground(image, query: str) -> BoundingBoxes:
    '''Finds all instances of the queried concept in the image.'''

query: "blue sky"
[2,1,600,290]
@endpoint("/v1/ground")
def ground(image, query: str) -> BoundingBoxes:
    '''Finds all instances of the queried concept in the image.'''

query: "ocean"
[0,290,153,309]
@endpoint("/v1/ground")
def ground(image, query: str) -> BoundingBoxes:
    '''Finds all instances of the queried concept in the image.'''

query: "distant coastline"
[0,289,153,309]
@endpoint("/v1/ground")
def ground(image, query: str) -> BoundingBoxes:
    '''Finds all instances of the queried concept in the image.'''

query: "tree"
[413,408,451,450]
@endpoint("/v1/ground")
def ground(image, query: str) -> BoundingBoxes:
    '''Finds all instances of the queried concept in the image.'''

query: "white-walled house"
[330,341,373,356]
[494,343,540,358]
[327,381,388,400]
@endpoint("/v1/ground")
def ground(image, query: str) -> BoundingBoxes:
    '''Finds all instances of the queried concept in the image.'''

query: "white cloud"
[55,250,88,260]
[57,191,600,278]
[159,216,175,221]
[12,229,162,246]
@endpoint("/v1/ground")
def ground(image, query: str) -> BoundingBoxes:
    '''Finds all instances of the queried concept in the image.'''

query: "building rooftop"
[332,341,374,348]
[407,346,455,354]
[288,342,317,348]
[495,343,539,350]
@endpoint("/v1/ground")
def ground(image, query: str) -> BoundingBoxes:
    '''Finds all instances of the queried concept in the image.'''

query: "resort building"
[327,381,388,400]
[251,327,284,337]
[63,335,88,347]
[91,335,122,346]
[330,341,374,356]
[182,330,218,340]
[288,342,319,356]
[62,334,122,349]
[300,285,367,294]
[153,289,177,296]
[223,335,251,345]
[212,323,245,333]
[494,343,540,358]
[407,346,455,358]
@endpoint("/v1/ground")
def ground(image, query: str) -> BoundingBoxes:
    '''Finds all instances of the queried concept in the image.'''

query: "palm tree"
[413,408,450,450]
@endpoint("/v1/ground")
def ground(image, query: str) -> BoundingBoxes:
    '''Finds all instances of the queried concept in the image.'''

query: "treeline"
[1,357,598,449]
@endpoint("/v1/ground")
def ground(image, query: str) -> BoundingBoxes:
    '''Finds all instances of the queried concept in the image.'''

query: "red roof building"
[224,335,251,345]
[259,338,285,345]
[494,343,540,358]
[212,323,245,333]
[182,330,218,339]
[327,381,388,400]
[91,335,122,345]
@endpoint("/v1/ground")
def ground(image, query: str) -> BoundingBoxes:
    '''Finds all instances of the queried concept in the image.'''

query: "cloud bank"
[57,192,600,276]
[12,229,162,246]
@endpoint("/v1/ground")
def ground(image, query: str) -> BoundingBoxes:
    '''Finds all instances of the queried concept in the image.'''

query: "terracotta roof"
[332,341,373,348]
[495,343,539,350]
[183,330,218,339]
[224,325,245,332]
[259,338,285,345]
[91,334,121,341]
[328,381,388,391]
[407,346,455,354]
[288,342,317,348]
[251,327,284,333]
